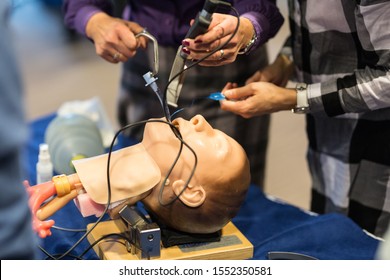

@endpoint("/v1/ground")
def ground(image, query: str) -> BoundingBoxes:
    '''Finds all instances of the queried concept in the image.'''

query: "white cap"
[38,143,51,163]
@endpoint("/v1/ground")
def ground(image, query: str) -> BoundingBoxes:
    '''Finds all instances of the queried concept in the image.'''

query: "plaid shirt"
[287,0,390,237]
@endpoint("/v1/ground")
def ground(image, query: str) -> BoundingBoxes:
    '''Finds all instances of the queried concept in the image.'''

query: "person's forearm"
[312,67,390,116]
[309,1,390,117]
[63,0,113,36]
[234,0,284,51]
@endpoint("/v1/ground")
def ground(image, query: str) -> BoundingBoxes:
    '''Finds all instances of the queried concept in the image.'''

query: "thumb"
[224,85,252,101]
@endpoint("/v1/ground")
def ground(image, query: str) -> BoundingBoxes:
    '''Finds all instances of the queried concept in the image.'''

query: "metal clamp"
[119,205,161,259]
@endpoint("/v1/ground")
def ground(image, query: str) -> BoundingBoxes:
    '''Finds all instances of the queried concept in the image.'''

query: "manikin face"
[142,115,238,180]
[141,115,250,234]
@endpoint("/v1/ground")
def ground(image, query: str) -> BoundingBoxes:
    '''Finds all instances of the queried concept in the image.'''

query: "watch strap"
[292,83,309,114]
[238,31,258,55]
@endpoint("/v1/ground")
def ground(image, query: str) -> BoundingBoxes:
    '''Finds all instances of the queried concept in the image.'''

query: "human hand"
[85,12,148,63]
[246,54,294,86]
[182,14,255,66]
[220,82,296,118]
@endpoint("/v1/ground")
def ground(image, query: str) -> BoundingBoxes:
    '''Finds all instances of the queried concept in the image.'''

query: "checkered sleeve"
[308,1,390,117]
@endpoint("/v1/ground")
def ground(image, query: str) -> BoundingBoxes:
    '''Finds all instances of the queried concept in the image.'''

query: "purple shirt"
[63,0,283,50]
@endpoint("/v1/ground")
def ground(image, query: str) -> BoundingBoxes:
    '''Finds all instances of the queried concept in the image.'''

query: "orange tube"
[36,189,79,220]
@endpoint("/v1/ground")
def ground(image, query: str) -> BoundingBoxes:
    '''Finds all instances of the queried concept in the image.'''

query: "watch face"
[292,107,309,114]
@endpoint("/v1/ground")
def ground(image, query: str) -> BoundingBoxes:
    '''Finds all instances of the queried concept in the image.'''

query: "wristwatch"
[238,32,258,55]
[292,83,310,114]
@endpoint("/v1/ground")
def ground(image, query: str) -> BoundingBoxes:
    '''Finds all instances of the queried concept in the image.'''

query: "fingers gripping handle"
[180,0,220,58]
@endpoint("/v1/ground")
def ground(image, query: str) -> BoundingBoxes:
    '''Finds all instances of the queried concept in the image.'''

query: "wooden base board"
[87,220,253,260]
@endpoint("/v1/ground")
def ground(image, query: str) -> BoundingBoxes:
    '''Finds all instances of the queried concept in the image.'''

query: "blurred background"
[9,0,311,210]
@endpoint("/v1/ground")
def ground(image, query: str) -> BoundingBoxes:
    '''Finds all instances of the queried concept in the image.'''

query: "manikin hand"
[220,81,297,118]
[85,12,148,63]
[182,14,255,66]
[24,180,56,238]
[245,54,294,86]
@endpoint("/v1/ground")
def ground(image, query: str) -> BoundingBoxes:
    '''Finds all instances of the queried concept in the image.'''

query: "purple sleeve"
[63,0,113,36]
[234,0,284,52]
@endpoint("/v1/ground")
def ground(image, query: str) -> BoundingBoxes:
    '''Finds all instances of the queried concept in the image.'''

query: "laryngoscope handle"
[180,0,220,58]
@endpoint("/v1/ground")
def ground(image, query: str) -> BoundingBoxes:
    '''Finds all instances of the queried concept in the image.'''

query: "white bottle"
[36,143,54,184]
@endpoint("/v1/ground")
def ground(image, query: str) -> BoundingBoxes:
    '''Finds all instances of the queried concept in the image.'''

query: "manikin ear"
[172,180,206,207]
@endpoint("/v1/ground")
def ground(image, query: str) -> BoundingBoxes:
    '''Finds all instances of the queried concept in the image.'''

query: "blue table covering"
[25,114,380,260]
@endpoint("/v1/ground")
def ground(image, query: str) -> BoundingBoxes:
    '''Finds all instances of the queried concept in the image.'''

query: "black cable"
[156,123,198,206]
[51,225,87,232]
[38,244,56,260]
[39,244,83,260]
[78,232,155,260]
[45,204,109,260]
[77,233,130,259]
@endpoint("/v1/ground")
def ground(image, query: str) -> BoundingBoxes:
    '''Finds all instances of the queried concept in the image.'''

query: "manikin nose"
[190,115,213,133]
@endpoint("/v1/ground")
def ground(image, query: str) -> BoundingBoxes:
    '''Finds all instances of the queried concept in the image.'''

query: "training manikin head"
[74,115,251,234]
[140,115,251,234]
